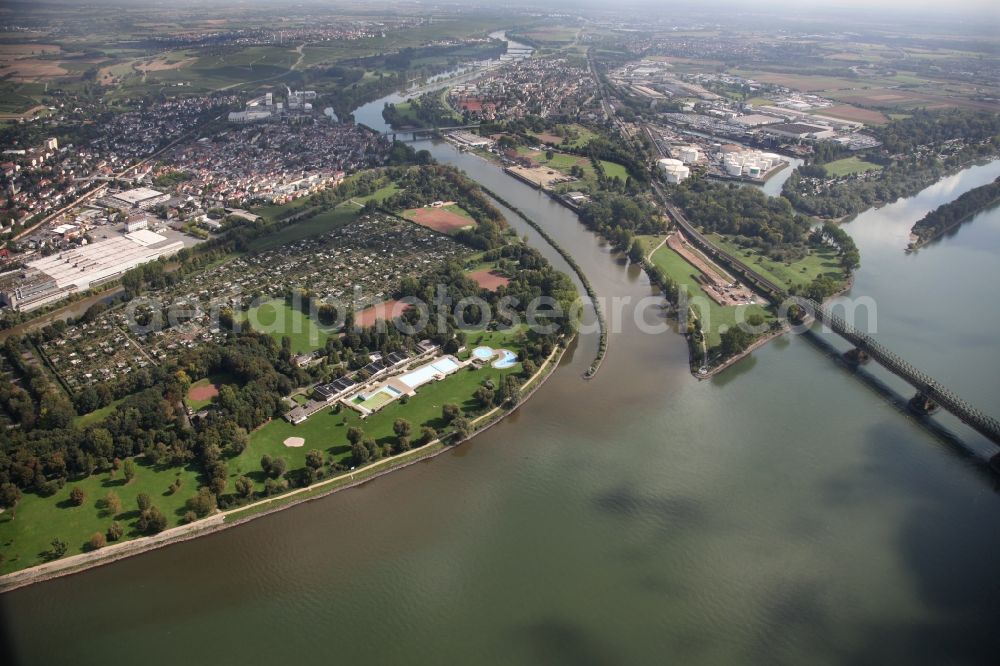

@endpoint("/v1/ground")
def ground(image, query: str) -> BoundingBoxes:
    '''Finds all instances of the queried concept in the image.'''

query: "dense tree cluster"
[874,110,1000,156]
[0,327,299,499]
[382,93,457,129]
[578,191,665,246]
[673,179,811,250]
[910,177,1000,245]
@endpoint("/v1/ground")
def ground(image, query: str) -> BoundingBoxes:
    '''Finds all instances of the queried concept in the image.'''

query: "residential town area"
[0,92,394,318]
[448,56,601,123]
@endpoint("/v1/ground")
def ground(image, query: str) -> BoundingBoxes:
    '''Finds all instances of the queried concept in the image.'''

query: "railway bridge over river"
[653,185,1000,449]
[382,124,483,142]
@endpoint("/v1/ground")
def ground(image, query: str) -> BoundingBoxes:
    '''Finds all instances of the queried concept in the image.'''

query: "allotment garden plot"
[38,214,469,391]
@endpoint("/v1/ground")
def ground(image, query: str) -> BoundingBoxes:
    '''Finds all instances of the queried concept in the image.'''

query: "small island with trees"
[908,176,1000,251]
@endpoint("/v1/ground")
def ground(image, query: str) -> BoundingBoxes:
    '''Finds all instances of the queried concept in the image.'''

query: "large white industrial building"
[0,230,182,312]
[106,187,169,210]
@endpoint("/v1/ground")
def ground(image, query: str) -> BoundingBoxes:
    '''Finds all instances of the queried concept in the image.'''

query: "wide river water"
[3,40,1000,665]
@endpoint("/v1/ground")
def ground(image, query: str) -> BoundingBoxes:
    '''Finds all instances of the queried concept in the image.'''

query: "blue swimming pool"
[492,349,518,369]
[472,346,494,360]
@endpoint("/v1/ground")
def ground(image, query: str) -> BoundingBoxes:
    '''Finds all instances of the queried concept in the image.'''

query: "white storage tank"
[664,164,690,184]
[658,158,683,174]
[679,146,700,164]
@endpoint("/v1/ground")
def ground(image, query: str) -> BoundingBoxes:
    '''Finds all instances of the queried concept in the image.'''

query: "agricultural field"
[814,104,888,126]
[0,81,47,115]
[514,26,579,45]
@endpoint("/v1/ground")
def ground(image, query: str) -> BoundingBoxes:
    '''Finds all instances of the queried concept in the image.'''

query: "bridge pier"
[843,348,870,365]
[908,392,940,416]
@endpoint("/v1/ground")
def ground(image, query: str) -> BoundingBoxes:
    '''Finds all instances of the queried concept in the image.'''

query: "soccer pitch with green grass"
[243,299,332,353]
[0,458,205,575]
[650,244,773,349]
[708,234,848,294]
[600,160,628,181]
[822,156,883,177]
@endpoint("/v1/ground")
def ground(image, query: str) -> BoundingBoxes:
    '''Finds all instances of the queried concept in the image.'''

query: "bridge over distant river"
[382,125,483,142]
[653,184,1000,449]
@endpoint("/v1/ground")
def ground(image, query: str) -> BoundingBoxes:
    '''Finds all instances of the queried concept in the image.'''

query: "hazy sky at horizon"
[22,0,1000,20]
[545,0,997,15]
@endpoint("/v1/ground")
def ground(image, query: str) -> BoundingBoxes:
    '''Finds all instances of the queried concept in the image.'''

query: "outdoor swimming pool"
[400,366,437,389]
[472,346,494,360]
[431,357,460,374]
[399,356,461,390]
[492,349,518,369]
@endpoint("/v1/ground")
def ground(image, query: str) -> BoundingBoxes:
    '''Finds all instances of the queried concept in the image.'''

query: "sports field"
[822,157,883,177]
[467,268,510,291]
[243,299,331,353]
[354,299,412,328]
[356,390,396,412]
[187,379,219,410]
[404,205,474,233]
[600,160,628,181]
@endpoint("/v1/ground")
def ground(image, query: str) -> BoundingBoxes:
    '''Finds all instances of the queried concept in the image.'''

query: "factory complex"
[0,230,182,312]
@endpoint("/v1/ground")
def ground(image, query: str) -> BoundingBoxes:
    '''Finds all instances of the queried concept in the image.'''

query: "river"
[3,39,1000,666]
